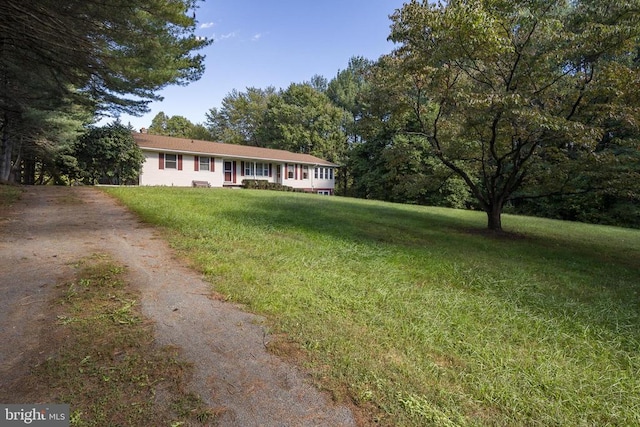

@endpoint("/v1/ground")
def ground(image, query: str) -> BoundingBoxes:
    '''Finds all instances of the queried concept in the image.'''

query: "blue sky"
[115,0,407,131]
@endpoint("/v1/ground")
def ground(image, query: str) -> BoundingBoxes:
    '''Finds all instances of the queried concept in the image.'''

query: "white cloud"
[199,22,215,29]
[214,32,237,41]
[251,33,264,42]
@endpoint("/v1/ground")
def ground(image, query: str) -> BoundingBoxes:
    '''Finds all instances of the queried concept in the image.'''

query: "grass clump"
[105,187,640,426]
[0,183,21,207]
[15,253,215,427]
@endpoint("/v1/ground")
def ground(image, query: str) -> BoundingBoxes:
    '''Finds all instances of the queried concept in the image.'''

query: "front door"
[224,161,233,183]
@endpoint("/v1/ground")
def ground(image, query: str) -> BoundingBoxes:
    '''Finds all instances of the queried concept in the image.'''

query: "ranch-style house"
[133,132,338,195]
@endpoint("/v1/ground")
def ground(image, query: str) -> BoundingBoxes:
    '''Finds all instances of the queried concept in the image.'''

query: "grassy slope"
[105,187,640,426]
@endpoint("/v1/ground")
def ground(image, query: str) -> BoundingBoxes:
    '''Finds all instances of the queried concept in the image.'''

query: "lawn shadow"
[214,192,640,348]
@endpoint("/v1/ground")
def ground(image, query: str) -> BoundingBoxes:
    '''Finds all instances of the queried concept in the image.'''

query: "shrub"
[242,179,298,193]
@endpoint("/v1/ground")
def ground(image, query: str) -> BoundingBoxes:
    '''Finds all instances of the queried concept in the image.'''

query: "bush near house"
[242,179,307,193]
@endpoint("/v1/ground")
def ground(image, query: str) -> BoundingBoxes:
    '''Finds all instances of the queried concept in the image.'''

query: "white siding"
[139,152,223,187]
[139,150,335,193]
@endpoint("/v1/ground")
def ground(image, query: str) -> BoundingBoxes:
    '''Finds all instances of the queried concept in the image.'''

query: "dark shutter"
[194,156,199,171]
[159,153,165,170]
[211,157,215,172]
[177,155,183,170]
[268,163,272,177]
[241,161,245,176]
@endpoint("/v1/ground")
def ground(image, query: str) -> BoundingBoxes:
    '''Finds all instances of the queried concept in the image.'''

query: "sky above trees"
[116,0,407,130]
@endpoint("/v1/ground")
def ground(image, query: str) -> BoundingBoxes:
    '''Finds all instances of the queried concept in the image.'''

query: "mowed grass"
[104,187,640,426]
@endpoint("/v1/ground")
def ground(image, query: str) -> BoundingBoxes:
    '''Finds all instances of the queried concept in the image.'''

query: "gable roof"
[133,133,338,167]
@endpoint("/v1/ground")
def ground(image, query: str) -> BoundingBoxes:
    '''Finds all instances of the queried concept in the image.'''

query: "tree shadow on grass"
[213,192,640,348]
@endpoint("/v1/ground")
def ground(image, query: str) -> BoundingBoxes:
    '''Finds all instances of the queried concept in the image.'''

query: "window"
[287,164,294,179]
[255,163,269,177]
[243,162,269,177]
[314,168,318,179]
[302,165,309,179]
[317,190,330,195]
[165,154,177,169]
[315,167,334,180]
[199,157,210,171]
[243,162,253,176]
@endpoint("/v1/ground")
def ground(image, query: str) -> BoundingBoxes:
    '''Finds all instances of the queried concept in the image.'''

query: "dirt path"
[0,186,356,426]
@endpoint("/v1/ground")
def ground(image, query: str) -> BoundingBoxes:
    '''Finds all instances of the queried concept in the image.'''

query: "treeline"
[148,46,640,229]
[150,60,478,212]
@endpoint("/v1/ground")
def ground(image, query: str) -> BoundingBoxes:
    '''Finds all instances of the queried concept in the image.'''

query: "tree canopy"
[148,112,213,140]
[260,83,349,163]
[1,0,210,116]
[74,123,144,185]
[387,0,640,230]
[205,84,349,164]
[0,0,211,182]
[206,87,277,146]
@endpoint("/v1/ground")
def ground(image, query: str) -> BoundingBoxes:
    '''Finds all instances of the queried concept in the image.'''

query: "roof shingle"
[133,133,338,166]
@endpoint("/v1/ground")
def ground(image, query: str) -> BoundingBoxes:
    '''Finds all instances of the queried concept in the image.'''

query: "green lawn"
[104,187,640,426]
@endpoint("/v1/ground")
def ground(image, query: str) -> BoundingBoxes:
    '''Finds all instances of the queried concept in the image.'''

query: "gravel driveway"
[0,186,356,426]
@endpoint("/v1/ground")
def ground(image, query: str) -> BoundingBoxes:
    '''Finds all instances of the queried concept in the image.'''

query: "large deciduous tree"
[205,87,277,146]
[0,0,211,182]
[388,0,640,230]
[207,84,349,164]
[260,83,349,163]
[347,56,472,206]
[326,57,374,194]
[148,112,212,140]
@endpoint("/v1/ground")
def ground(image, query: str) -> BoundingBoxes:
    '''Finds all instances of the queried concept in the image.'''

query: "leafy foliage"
[205,84,349,164]
[0,0,211,182]
[205,87,277,146]
[74,123,144,185]
[260,83,349,163]
[387,0,640,229]
[345,56,474,208]
[148,112,213,140]
[1,0,210,116]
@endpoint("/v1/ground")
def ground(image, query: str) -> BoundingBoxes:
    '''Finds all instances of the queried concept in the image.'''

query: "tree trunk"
[0,118,13,182]
[24,155,36,185]
[486,204,503,231]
